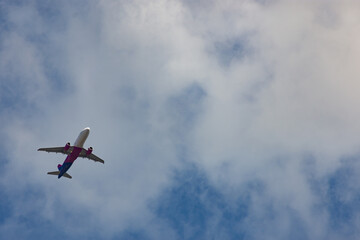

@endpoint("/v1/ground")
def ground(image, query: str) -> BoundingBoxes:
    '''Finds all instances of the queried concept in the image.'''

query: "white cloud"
[2,0,360,239]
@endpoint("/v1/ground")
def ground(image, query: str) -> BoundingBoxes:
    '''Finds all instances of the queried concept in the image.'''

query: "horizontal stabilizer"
[47,171,72,179]
[63,172,72,179]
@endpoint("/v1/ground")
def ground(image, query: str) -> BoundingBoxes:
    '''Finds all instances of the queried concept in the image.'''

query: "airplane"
[38,127,104,179]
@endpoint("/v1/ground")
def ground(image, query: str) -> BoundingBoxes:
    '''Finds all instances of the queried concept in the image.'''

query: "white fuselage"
[74,127,90,148]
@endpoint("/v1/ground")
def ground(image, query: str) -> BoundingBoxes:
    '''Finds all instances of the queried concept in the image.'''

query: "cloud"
[2,0,360,239]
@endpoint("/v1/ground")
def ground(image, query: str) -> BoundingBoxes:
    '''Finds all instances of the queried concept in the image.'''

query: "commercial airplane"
[38,127,104,179]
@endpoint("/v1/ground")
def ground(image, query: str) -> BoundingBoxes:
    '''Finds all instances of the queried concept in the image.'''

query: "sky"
[1,0,360,239]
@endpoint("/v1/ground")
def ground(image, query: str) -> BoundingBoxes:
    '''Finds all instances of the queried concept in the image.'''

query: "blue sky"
[2,0,360,239]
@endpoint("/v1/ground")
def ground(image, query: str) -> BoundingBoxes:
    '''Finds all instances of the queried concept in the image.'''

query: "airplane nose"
[84,127,90,132]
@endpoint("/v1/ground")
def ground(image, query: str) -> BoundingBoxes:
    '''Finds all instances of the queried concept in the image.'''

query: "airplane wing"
[38,147,71,155]
[78,148,105,164]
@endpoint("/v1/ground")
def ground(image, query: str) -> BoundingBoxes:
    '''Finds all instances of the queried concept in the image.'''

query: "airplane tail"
[62,172,72,179]
[47,171,72,179]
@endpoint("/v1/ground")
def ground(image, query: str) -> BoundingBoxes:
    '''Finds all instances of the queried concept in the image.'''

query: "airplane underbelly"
[64,147,82,163]
[59,162,73,177]
[61,162,72,171]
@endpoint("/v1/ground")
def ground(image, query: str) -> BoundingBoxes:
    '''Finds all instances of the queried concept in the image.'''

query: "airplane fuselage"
[58,128,90,178]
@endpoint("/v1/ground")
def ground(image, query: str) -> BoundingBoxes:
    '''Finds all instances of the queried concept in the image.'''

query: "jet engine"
[64,142,71,152]
[86,147,93,155]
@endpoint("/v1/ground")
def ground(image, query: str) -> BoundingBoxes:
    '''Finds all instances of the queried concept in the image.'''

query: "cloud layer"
[1,1,360,239]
